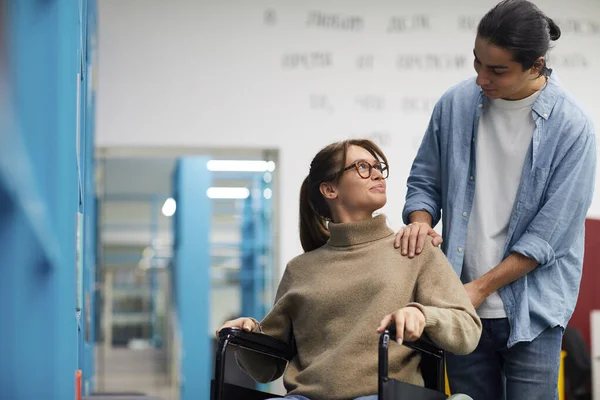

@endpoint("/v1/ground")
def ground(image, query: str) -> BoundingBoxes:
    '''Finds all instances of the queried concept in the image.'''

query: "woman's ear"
[319,182,338,200]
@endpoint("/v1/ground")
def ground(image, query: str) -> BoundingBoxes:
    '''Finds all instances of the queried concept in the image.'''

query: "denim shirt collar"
[532,71,561,121]
[476,71,561,121]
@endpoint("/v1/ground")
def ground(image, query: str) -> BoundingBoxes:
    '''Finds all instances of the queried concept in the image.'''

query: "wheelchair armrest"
[386,325,443,359]
[218,327,295,361]
[379,325,446,394]
[214,328,293,400]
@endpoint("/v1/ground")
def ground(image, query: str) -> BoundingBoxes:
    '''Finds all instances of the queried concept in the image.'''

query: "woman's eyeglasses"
[321,160,389,183]
[345,160,389,179]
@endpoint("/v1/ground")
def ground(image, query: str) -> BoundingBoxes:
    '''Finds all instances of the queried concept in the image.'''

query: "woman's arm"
[231,269,295,383]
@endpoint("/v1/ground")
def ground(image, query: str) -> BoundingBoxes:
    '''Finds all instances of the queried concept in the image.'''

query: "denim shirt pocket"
[519,166,550,210]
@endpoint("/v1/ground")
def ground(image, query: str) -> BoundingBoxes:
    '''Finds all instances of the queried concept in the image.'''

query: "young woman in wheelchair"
[217,139,482,400]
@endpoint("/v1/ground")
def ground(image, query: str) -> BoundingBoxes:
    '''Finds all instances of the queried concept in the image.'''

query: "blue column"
[173,157,212,400]
[0,0,82,398]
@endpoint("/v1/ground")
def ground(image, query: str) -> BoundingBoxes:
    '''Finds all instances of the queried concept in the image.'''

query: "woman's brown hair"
[299,139,388,252]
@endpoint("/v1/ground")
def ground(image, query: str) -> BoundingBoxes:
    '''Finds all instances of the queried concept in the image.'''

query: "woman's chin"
[372,197,387,210]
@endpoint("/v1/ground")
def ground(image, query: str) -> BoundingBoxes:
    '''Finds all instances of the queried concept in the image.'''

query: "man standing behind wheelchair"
[217,139,481,400]
[396,1,596,399]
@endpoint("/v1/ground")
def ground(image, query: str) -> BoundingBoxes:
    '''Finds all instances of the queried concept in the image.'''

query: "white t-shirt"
[462,90,542,318]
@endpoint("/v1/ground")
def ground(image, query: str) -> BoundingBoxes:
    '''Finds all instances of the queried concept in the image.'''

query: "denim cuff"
[510,232,555,268]
[402,200,440,226]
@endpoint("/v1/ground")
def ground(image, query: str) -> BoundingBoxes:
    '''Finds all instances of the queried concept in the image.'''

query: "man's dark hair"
[478,0,561,76]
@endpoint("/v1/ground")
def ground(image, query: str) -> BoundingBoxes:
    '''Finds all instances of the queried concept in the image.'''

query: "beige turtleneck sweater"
[237,215,481,400]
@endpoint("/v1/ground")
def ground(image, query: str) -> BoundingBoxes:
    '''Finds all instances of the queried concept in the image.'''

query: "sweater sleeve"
[406,239,482,355]
[235,267,295,383]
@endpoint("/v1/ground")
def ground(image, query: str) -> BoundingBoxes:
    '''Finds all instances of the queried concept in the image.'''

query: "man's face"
[473,37,542,101]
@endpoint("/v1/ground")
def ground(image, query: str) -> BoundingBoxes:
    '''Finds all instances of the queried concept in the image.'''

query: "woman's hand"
[393,222,443,258]
[377,307,426,345]
[215,317,260,338]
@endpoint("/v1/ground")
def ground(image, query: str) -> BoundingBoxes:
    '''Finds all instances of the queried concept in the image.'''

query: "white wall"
[97,0,600,277]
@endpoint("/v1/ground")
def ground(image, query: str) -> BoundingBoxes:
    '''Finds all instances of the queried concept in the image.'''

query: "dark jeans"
[446,318,563,400]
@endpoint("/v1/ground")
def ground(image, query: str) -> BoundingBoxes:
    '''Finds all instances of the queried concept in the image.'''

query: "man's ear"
[319,182,338,200]
[531,57,545,75]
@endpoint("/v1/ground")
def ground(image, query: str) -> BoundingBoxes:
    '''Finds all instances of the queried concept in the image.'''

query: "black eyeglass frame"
[321,159,389,183]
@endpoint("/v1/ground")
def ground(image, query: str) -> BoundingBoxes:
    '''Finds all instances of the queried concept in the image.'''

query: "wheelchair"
[211,326,449,400]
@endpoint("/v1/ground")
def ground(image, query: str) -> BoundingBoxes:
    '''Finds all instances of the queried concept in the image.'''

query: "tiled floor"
[94,346,176,400]
[93,344,287,399]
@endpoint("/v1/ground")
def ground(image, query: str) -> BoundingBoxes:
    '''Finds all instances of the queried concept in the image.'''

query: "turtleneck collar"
[327,214,393,247]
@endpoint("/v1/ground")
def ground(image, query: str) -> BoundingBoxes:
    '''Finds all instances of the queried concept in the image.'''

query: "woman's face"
[321,145,387,223]
[473,36,544,100]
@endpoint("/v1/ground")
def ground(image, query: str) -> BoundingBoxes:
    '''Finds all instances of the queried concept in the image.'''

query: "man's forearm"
[475,252,539,297]
[409,210,433,227]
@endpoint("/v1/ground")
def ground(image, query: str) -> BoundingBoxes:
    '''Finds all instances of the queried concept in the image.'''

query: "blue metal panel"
[240,175,273,321]
[81,1,98,392]
[173,157,212,400]
[261,175,274,315]
[240,194,264,319]
[0,0,93,398]
[239,175,273,392]
[77,0,87,382]
[53,1,80,399]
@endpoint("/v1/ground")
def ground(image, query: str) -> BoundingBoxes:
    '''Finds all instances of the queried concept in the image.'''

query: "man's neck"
[504,75,547,101]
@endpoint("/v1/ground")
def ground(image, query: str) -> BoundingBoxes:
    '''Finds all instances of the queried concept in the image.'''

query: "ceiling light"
[206,187,250,199]
[161,198,176,217]
[207,160,276,172]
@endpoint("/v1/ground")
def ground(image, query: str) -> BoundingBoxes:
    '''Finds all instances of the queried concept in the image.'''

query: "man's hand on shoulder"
[394,221,443,258]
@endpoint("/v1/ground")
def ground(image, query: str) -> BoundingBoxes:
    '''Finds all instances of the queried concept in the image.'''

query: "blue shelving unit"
[0,0,97,398]
[172,157,212,400]
[240,175,274,321]
[79,0,98,395]
[79,0,98,393]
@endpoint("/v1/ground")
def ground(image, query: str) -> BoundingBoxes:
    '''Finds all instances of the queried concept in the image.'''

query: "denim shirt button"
[458,247,463,253]
[478,104,483,109]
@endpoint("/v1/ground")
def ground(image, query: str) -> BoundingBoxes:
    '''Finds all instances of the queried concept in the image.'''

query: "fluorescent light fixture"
[207,160,276,172]
[162,197,176,217]
[207,187,250,199]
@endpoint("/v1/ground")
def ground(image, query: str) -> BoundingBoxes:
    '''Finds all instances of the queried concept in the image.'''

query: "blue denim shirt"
[403,73,596,347]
